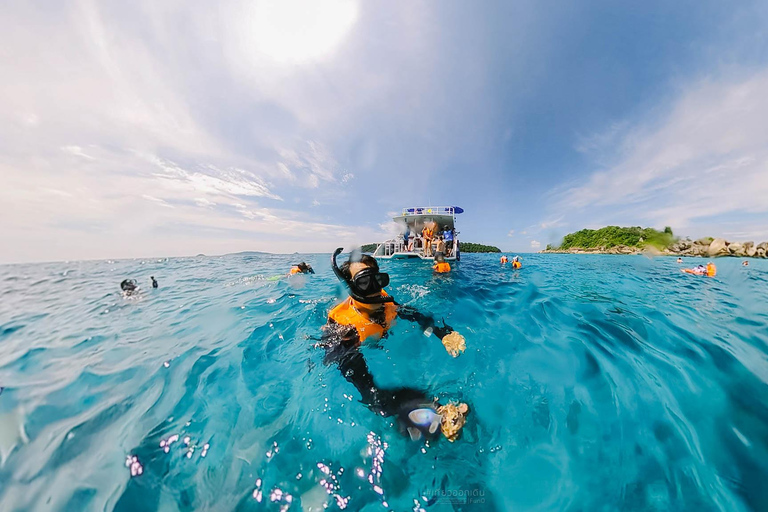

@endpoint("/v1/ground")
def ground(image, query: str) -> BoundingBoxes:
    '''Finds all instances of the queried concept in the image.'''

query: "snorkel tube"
[332,248,395,304]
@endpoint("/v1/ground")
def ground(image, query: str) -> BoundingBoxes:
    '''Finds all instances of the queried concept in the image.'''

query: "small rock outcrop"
[708,238,729,257]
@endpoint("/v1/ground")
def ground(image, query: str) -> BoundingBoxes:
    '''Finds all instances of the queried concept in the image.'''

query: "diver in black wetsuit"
[318,248,465,440]
[151,276,158,288]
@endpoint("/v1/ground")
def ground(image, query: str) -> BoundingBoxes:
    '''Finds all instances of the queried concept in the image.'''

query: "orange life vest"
[706,263,716,277]
[512,261,521,269]
[434,262,451,273]
[500,256,508,264]
[328,291,398,343]
[289,266,301,274]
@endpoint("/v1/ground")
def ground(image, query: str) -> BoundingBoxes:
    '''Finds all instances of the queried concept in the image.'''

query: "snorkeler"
[151,276,158,288]
[120,279,138,295]
[676,257,683,263]
[433,252,451,273]
[500,255,508,264]
[289,262,315,275]
[512,256,521,269]
[318,248,467,441]
[682,262,716,277]
[743,260,749,266]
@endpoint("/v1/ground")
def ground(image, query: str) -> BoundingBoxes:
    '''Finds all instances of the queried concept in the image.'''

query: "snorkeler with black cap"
[151,276,158,288]
[289,262,315,275]
[318,248,467,441]
[120,279,138,295]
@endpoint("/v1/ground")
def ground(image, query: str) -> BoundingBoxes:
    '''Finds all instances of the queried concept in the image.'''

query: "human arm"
[395,305,466,356]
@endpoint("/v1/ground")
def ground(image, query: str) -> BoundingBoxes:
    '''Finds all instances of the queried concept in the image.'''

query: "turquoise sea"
[1,253,768,511]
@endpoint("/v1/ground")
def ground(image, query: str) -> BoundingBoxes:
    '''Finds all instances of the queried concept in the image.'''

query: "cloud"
[530,240,541,249]
[551,70,768,238]
[507,229,515,236]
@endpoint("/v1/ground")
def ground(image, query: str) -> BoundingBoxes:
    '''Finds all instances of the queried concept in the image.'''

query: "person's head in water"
[677,257,683,263]
[298,262,314,274]
[120,279,137,294]
[337,253,390,308]
[151,276,158,288]
[743,260,749,266]
[435,253,446,263]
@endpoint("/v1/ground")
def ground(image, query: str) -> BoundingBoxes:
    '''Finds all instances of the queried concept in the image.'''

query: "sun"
[244,0,359,64]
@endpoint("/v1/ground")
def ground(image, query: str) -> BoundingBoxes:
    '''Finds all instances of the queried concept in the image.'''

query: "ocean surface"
[1,253,768,511]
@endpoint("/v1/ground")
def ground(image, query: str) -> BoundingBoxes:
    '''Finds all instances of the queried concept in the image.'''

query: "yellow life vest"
[512,261,521,269]
[434,262,451,273]
[706,263,716,277]
[289,266,301,274]
[328,291,398,343]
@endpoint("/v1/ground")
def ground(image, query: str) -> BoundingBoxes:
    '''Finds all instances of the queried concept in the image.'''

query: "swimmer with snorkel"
[318,248,468,441]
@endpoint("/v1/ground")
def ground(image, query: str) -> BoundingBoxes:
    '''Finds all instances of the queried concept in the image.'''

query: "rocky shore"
[541,238,768,258]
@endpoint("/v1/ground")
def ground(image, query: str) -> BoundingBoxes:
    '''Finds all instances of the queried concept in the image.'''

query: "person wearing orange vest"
[512,256,521,269]
[422,224,434,256]
[320,248,465,440]
[433,253,451,273]
[682,262,716,276]
[289,262,314,275]
[500,255,508,264]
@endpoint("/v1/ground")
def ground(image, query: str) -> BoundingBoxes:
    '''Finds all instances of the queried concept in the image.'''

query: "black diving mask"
[332,248,395,304]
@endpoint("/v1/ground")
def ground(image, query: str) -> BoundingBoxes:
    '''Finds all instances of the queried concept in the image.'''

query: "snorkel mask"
[332,248,395,304]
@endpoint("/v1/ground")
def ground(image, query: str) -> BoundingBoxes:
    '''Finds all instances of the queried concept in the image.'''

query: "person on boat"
[151,276,158,288]
[676,257,683,263]
[318,249,467,441]
[433,252,451,273]
[422,224,434,257]
[289,262,315,275]
[500,255,508,264]
[434,236,446,257]
[512,256,521,269]
[443,225,454,256]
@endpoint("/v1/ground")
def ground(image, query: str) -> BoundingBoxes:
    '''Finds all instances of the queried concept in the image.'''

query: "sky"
[1,0,768,263]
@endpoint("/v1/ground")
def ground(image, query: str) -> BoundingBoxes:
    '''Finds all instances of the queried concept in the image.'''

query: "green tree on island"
[547,226,676,251]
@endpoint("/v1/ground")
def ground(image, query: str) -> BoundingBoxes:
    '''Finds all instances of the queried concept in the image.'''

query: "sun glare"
[245,0,359,64]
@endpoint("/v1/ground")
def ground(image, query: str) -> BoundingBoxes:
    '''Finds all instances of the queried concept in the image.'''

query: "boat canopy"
[394,206,461,232]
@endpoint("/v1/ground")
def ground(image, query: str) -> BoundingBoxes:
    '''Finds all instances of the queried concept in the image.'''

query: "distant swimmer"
[500,255,508,264]
[512,256,521,269]
[289,262,315,275]
[120,279,138,295]
[743,260,749,266]
[433,253,451,273]
[318,249,468,441]
[151,276,158,288]
[677,257,683,263]
[682,262,716,277]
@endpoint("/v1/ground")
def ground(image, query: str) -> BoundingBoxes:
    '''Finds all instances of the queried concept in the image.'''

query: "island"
[542,226,768,258]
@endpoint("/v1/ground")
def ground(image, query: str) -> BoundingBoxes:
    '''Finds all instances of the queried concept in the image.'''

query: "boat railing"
[374,236,459,258]
[400,206,456,216]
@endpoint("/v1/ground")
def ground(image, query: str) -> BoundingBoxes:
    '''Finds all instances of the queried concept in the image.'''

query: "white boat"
[373,206,463,261]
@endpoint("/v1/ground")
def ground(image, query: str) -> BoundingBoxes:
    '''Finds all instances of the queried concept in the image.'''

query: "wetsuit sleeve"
[395,305,453,340]
[320,320,386,412]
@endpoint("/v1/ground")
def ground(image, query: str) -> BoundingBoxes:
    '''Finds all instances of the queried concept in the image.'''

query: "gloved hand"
[376,387,441,441]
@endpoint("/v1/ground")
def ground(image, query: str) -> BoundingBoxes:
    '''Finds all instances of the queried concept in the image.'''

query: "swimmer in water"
[677,257,683,263]
[289,262,315,275]
[512,255,521,269]
[151,276,158,288]
[318,249,466,441]
[120,279,138,295]
[743,260,749,266]
[500,255,508,264]
[433,252,451,273]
